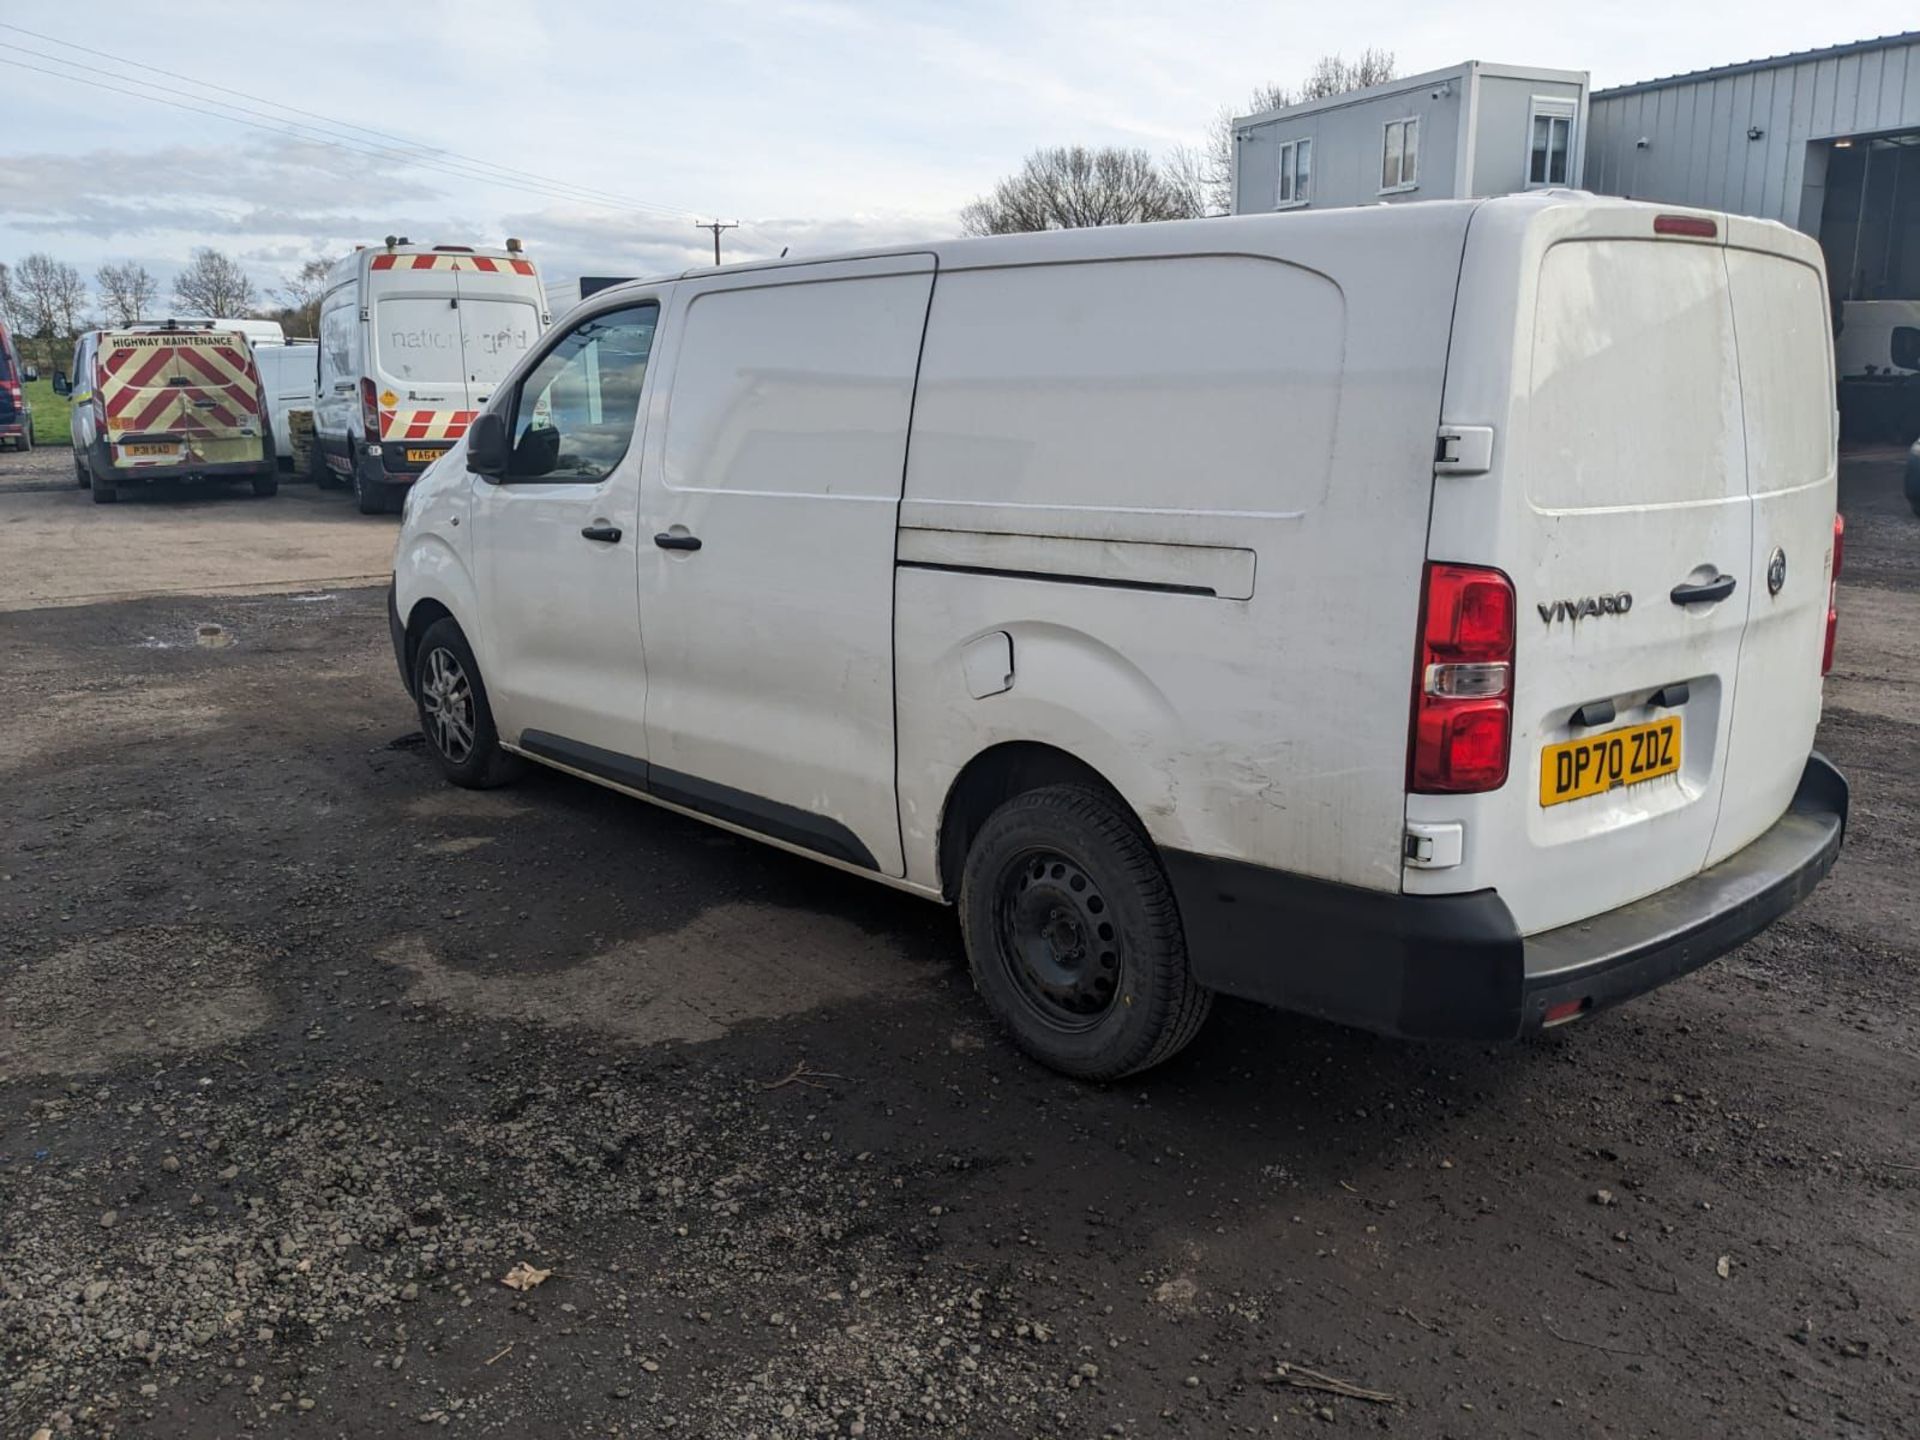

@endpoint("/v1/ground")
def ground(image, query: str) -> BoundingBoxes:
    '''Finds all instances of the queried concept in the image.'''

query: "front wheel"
[959,784,1211,1080]
[411,618,524,789]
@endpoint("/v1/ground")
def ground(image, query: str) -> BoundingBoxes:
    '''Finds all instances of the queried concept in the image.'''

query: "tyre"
[252,472,279,497]
[959,784,1211,1080]
[74,451,90,488]
[411,618,524,789]
[312,441,342,490]
[20,424,32,452]
[352,447,385,515]
[92,478,119,504]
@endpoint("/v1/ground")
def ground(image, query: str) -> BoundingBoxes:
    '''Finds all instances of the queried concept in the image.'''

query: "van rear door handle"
[580,524,622,543]
[654,532,702,551]
[1670,574,1737,605]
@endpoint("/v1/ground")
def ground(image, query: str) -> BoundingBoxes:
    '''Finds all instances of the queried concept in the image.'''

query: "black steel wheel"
[960,783,1211,1079]
[410,617,524,789]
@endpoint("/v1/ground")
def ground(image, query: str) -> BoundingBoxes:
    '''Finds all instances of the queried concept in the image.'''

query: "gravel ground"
[0,454,1915,1439]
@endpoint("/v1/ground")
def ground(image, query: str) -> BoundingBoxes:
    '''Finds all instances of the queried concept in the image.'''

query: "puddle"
[0,926,274,1077]
[382,900,940,1048]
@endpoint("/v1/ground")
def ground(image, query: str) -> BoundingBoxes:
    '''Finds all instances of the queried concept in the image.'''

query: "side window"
[319,291,355,381]
[1277,138,1312,206]
[1382,117,1419,192]
[506,302,658,482]
[1528,100,1575,186]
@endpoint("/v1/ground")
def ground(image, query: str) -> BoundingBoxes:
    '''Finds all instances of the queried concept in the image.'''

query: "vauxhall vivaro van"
[386,193,1848,1079]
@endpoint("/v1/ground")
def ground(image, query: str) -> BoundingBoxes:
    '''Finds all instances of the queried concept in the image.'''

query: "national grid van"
[388,193,1849,1080]
[314,239,548,513]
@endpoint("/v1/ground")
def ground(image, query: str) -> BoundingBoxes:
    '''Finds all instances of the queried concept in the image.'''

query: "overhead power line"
[0,27,703,220]
[0,22,681,214]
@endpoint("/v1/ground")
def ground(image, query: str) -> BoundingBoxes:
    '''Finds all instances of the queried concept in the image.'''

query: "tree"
[960,146,1201,236]
[95,261,159,326]
[0,260,17,326]
[271,256,335,338]
[14,252,89,337]
[173,247,258,317]
[1195,50,1397,215]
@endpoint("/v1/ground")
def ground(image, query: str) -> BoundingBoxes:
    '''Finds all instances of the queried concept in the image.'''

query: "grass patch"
[23,378,70,446]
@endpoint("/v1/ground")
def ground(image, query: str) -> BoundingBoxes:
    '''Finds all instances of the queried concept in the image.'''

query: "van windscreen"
[376,298,466,382]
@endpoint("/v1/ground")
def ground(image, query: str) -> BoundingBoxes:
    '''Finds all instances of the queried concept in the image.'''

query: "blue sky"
[2,0,1917,303]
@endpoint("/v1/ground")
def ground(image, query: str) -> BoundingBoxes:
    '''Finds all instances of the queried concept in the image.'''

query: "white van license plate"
[1540,716,1682,807]
[405,447,445,464]
[125,443,181,457]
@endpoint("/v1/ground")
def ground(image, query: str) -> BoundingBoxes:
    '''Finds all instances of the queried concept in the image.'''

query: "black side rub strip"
[518,729,878,871]
[897,558,1216,598]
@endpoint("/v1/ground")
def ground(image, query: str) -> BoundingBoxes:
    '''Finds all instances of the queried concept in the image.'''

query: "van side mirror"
[466,411,509,478]
[1891,326,1920,373]
[51,371,71,397]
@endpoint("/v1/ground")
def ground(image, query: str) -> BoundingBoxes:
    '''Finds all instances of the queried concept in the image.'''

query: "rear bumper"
[1165,753,1849,1041]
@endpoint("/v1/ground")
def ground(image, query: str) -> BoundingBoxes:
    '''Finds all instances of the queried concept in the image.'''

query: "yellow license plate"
[126,443,180,456]
[1540,716,1682,807]
[405,447,445,463]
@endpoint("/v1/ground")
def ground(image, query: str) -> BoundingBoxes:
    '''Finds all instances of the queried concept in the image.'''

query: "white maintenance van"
[251,339,319,471]
[314,238,548,513]
[387,193,1848,1079]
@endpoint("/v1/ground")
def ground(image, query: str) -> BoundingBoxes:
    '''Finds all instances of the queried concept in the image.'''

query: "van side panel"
[893,210,1475,893]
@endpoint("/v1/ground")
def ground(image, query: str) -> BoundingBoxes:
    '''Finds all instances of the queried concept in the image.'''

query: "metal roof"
[1593,31,1920,99]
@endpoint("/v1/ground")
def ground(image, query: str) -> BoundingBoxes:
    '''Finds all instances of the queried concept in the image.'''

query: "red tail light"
[1822,514,1843,675]
[1654,213,1718,239]
[1410,563,1516,793]
[360,377,382,440]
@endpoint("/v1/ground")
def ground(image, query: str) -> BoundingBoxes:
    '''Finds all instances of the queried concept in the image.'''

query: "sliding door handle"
[580,524,622,543]
[1670,573,1736,606]
[654,532,702,552]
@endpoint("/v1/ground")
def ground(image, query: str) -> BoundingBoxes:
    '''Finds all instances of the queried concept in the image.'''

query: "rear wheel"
[352,446,385,515]
[959,784,1211,1080]
[19,424,32,452]
[74,451,90,488]
[411,618,524,789]
[252,472,279,498]
[312,440,342,490]
[91,476,119,504]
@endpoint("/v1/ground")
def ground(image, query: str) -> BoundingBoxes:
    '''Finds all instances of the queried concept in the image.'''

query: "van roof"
[573,193,1806,301]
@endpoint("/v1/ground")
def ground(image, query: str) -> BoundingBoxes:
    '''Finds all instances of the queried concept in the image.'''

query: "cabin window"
[1381,117,1419,192]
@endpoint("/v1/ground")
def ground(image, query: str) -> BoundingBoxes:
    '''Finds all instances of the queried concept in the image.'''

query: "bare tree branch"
[961,146,1201,236]
[95,261,159,326]
[172,248,259,318]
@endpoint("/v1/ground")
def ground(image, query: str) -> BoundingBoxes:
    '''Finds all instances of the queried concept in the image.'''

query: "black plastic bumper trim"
[386,583,411,698]
[1164,753,1847,1041]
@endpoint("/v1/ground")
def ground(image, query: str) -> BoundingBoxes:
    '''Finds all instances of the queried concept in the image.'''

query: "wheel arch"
[401,596,456,685]
[936,741,1143,901]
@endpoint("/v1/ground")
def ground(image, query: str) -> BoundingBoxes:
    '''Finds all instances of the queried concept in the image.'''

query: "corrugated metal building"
[1585,33,1920,304]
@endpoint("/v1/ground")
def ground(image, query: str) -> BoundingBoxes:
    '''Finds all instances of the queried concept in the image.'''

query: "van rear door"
[1708,219,1838,863]
[99,330,265,468]
[1411,199,1809,938]
[452,266,541,409]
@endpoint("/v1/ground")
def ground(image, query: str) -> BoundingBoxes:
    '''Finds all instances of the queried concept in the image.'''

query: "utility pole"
[695,219,740,266]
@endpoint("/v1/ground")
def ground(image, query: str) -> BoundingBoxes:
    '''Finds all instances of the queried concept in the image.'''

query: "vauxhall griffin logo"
[1538,592,1633,624]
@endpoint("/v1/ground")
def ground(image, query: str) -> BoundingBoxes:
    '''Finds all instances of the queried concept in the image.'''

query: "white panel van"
[387,194,1848,1079]
[315,241,548,514]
